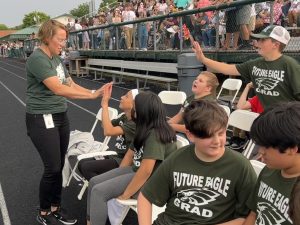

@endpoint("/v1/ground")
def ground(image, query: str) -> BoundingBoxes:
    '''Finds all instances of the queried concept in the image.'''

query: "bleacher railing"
[68,0,277,51]
[18,0,300,58]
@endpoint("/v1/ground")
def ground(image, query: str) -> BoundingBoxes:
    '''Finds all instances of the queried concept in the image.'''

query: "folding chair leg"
[78,180,89,200]
[242,140,255,159]
[66,161,79,186]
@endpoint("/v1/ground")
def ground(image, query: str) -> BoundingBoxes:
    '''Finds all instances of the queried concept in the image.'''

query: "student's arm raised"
[192,41,240,76]
[101,85,124,136]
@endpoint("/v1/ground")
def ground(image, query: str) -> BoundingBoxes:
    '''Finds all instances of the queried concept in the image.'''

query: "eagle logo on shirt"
[256,202,286,225]
[56,63,66,84]
[133,146,144,168]
[176,188,220,206]
[255,78,279,91]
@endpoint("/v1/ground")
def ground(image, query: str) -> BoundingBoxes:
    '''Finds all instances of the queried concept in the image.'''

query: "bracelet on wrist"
[91,90,96,94]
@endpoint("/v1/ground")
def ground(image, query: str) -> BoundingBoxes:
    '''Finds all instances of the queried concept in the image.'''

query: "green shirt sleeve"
[142,131,166,161]
[233,157,258,218]
[236,61,254,83]
[120,120,136,141]
[246,168,265,212]
[27,54,58,83]
[285,56,300,100]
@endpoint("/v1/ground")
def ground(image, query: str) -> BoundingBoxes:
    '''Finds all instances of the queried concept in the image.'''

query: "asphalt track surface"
[0,57,180,225]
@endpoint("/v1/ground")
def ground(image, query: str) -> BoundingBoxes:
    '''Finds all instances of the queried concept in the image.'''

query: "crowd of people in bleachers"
[66,0,300,51]
[1,0,299,59]
[0,43,9,57]
[0,41,24,57]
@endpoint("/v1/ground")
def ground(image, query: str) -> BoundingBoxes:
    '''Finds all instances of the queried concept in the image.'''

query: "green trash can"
[177,53,204,96]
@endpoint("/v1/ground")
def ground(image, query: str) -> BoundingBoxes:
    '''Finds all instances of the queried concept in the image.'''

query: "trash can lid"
[177,53,203,67]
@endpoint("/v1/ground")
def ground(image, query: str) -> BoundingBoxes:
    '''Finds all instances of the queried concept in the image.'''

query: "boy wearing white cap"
[192,25,300,108]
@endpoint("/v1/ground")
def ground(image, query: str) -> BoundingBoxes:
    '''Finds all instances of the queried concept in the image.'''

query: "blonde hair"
[200,71,219,96]
[38,19,68,45]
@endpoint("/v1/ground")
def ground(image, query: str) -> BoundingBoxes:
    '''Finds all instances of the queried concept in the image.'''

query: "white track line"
[0,66,26,80]
[0,183,11,225]
[0,60,25,70]
[67,100,96,116]
[0,80,26,106]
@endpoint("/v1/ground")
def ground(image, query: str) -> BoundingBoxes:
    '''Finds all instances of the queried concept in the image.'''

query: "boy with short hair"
[138,100,257,225]
[243,102,300,225]
[192,25,300,108]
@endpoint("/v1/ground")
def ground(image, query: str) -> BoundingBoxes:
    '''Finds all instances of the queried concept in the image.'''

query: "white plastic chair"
[66,107,119,200]
[227,110,259,159]
[250,160,266,176]
[176,135,190,149]
[158,91,187,105]
[217,78,242,104]
[114,135,190,224]
[115,199,166,225]
[219,104,231,117]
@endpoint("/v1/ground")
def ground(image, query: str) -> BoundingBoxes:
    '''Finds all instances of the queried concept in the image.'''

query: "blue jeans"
[138,24,148,49]
[201,29,214,47]
[91,34,98,49]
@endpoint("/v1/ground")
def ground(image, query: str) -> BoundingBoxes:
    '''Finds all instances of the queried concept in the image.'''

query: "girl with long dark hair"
[86,90,177,225]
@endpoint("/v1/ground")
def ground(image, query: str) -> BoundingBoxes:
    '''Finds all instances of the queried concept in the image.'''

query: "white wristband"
[91,90,96,94]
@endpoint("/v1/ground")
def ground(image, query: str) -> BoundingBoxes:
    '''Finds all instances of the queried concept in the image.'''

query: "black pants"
[26,112,70,211]
[78,157,119,181]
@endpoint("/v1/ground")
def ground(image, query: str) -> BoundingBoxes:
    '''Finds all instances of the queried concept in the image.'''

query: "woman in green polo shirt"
[25,19,111,225]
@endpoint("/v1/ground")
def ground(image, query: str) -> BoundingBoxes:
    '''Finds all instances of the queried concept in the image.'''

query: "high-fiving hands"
[101,82,113,107]
[192,41,206,63]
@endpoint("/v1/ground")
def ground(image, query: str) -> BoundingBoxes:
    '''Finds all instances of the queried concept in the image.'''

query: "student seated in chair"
[243,102,300,225]
[78,88,137,181]
[86,91,177,225]
[168,71,219,134]
[227,82,264,152]
[138,99,257,225]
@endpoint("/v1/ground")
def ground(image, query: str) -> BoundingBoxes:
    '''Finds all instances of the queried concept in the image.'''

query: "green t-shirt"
[247,167,297,225]
[182,94,215,110]
[130,129,177,172]
[110,114,136,163]
[236,55,300,108]
[142,145,257,225]
[26,48,70,114]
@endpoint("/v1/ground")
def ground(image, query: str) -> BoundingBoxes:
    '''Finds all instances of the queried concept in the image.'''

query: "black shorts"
[225,9,239,33]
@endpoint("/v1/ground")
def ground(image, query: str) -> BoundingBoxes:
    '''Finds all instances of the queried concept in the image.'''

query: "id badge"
[43,114,55,129]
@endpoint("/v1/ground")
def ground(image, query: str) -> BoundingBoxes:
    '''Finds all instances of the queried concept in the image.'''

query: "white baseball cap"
[251,25,290,45]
